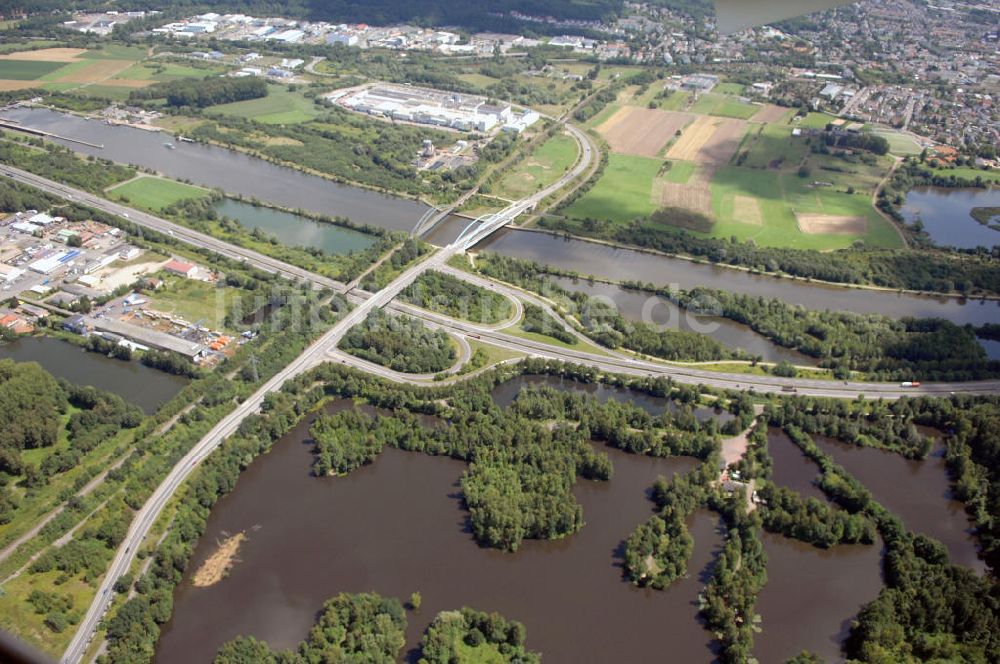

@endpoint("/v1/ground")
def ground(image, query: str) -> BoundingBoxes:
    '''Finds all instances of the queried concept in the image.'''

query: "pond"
[901,186,1000,250]
[0,336,186,413]
[814,433,984,574]
[213,199,377,255]
[155,398,723,663]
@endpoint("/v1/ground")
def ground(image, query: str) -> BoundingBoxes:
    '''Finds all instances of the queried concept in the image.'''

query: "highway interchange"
[2,120,998,662]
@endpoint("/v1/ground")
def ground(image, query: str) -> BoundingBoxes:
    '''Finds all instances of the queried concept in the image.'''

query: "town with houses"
[66,0,994,157]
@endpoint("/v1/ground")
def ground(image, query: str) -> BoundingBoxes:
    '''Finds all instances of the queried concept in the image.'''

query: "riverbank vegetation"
[772,419,1000,662]
[401,270,514,325]
[471,252,1000,379]
[339,309,457,374]
[0,133,135,193]
[756,483,876,548]
[536,216,1000,296]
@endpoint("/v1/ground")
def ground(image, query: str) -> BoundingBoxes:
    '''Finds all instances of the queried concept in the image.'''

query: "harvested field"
[796,213,868,235]
[666,116,747,166]
[750,104,790,123]
[597,106,693,157]
[55,59,132,84]
[0,47,85,62]
[732,195,763,226]
[656,165,715,217]
[0,80,36,91]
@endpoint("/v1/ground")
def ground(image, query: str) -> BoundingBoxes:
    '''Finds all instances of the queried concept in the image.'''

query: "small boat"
[163,142,175,149]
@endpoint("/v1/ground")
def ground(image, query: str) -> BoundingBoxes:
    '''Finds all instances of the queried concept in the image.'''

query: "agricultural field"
[0,46,218,97]
[567,103,904,250]
[107,176,210,211]
[798,112,839,129]
[666,115,747,166]
[689,93,759,119]
[205,85,321,124]
[494,131,578,200]
[596,107,692,157]
[563,153,661,222]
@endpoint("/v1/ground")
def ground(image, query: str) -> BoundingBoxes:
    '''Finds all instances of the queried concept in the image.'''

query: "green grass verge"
[494,132,579,200]
[206,85,320,124]
[107,176,209,211]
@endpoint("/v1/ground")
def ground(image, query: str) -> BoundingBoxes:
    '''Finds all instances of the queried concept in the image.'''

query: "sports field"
[108,176,209,211]
[206,85,320,124]
[495,132,579,200]
[689,93,759,119]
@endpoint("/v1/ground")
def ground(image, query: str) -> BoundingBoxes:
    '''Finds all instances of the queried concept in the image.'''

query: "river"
[0,336,186,413]
[9,107,999,327]
[154,397,723,663]
[478,229,1000,326]
[901,186,1000,250]
[213,199,376,254]
[3,107,427,232]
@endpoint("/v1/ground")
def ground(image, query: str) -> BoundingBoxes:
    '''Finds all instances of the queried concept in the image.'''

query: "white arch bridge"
[449,198,537,251]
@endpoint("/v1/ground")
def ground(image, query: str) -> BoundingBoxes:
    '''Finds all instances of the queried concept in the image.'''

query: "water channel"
[7,108,1000,327]
[3,107,427,232]
[213,198,376,255]
[548,275,817,365]
[901,186,1000,250]
[0,336,186,413]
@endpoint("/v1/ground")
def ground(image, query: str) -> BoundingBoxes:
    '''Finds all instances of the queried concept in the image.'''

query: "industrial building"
[335,85,513,132]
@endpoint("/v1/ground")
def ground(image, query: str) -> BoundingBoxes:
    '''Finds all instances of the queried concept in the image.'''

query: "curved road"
[1,132,996,663]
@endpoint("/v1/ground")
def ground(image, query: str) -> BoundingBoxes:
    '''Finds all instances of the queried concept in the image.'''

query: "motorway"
[3,124,999,663]
[5,165,1000,403]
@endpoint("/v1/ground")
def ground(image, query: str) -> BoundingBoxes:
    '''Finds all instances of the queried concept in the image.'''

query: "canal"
[4,107,428,232]
[0,336,187,413]
[9,108,1000,326]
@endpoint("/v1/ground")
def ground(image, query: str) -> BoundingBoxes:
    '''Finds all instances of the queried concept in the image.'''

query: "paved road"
[3,137,993,664]
[5,166,1000,402]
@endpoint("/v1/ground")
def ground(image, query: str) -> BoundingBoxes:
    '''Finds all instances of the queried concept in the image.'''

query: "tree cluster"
[401,270,513,324]
[130,76,267,108]
[339,309,457,374]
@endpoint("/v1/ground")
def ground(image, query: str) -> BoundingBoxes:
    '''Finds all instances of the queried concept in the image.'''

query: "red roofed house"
[163,259,198,279]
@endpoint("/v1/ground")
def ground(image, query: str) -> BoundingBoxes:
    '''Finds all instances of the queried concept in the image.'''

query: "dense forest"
[419,607,540,663]
[339,309,457,374]
[401,270,514,325]
[214,593,539,663]
[129,77,268,108]
[215,592,407,663]
[0,361,143,518]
